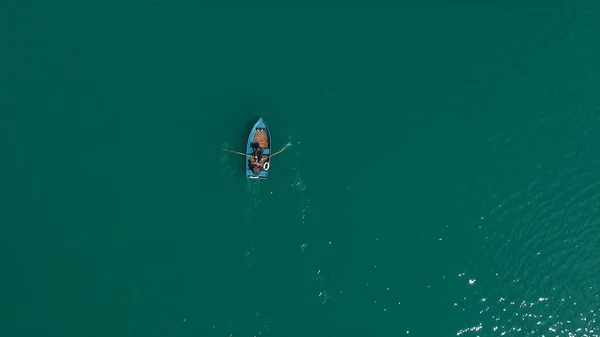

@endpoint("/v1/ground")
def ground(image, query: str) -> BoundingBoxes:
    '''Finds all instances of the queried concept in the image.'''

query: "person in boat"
[248,145,268,175]
[248,148,262,175]
[251,163,261,175]
[255,147,269,168]
[250,144,263,162]
[255,146,263,159]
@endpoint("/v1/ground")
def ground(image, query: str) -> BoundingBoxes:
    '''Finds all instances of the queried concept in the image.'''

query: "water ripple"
[454,2,600,335]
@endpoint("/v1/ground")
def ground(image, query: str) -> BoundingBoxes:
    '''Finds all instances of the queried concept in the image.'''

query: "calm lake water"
[2,2,600,337]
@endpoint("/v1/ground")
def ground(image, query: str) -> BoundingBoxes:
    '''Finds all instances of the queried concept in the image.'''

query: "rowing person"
[251,145,264,163]
[254,146,269,168]
[248,149,262,175]
[247,156,258,173]
[248,146,269,175]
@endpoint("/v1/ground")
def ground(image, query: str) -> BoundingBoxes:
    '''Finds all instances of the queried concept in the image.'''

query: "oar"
[269,146,287,158]
[221,148,247,156]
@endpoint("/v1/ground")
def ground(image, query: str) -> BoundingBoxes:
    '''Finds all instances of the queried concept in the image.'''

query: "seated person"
[252,146,263,157]
[249,156,261,175]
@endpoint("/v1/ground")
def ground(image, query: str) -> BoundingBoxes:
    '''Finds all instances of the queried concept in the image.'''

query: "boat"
[221,117,286,179]
[246,118,272,179]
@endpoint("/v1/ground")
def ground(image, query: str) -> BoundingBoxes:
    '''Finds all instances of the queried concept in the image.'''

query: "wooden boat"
[246,118,272,179]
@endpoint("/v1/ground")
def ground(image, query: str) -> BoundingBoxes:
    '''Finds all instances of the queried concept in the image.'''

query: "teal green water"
[2,3,600,336]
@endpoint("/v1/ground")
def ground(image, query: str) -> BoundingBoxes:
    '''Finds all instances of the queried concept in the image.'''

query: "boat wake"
[220,139,302,217]
[244,179,261,216]
[244,141,293,216]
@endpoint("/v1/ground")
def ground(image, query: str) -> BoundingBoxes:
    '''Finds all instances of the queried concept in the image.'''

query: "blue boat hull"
[246,118,271,179]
